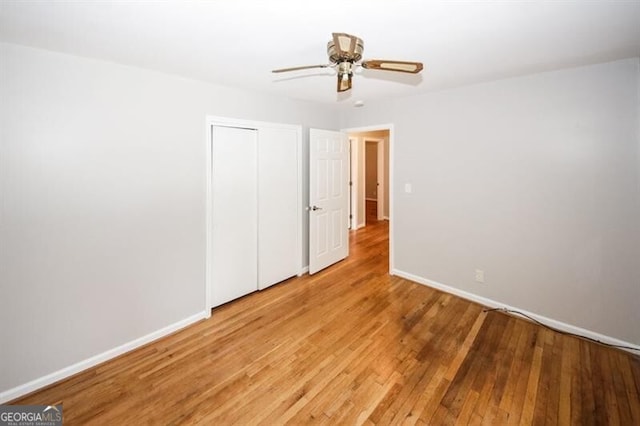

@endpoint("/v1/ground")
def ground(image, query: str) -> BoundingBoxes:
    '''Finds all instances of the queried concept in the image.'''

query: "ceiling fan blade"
[337,72,353,92]
[361,60,424,74]
[332,33,359,58]
[272,64,330,73]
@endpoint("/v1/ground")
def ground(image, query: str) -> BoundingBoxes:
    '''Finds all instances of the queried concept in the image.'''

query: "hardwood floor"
[14,221,640,424]
[366,200,378,224]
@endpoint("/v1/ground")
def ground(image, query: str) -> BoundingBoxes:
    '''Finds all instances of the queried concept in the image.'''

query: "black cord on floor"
[483,307,640,352]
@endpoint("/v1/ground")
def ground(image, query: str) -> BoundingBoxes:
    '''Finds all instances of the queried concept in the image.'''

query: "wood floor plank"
[519,342,543,425]
[610,350,634,425]
[566,337,582,426]
[616,353,640,422]
[10,220,640,425]
[445,311,487,381]
[481,316,521,425]
[598,345,622,425]
[547,332,565,425]
[454,389,479,426]
[505,324,537,424]
[577,340,597,426]
[400,363,447,426]
[417,376,452,424]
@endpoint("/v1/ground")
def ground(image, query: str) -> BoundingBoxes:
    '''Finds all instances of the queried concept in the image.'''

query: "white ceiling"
[1,1,639,104]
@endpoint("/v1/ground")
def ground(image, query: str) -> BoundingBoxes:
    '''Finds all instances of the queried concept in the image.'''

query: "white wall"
[342,58,640,345]
[0,42,338,396]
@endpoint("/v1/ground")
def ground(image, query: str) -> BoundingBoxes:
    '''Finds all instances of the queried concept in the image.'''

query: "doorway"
[348,131,389,229]
[344,125,393,273]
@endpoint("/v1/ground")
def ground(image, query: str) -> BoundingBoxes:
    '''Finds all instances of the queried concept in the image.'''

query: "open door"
[309,129,349,274]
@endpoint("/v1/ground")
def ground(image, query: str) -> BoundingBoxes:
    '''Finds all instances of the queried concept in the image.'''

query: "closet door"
[258,127,298,289]
[211,126,258,306]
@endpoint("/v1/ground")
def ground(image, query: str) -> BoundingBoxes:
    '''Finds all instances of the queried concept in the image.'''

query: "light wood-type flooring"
[13,221,640,424]
[366,200,378,224]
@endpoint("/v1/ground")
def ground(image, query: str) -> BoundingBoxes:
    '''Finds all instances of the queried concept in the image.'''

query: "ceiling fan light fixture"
[337,61,354,92]
[337,61,352,75]
[337,72,352,92]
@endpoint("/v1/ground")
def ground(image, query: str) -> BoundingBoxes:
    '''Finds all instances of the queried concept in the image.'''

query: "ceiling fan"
[272,33,424,93]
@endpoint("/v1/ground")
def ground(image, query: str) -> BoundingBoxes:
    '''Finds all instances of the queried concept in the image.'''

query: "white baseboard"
[392,269,640,354]
[0,311,208,404]
[299,266,309,275]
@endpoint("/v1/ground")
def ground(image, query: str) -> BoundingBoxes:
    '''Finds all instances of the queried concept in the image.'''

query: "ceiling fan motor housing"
[327,37,364,64]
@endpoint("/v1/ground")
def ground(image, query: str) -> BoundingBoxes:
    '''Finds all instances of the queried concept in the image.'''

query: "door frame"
[342,124,394,274]
[205,116,303,316]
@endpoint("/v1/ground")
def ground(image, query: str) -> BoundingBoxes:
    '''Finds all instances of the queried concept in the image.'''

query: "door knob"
[310,205,323,211]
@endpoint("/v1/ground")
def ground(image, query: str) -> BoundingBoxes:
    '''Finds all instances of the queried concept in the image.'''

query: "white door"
[309,129,349,274]
[258,127,299,289]
[211,126,258,306]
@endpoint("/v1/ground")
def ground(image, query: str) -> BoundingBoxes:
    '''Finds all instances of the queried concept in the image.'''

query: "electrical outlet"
[475,269,485,283]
